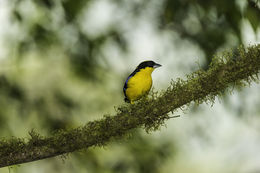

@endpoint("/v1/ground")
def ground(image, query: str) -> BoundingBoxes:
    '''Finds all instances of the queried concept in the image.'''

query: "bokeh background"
[1,0,260,172]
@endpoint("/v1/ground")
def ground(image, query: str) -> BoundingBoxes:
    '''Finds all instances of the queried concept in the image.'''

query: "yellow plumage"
[123,60,161,104]
[125,67,154,104]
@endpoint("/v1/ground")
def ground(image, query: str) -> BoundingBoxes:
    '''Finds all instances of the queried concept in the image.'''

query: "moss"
[0,45,260,168]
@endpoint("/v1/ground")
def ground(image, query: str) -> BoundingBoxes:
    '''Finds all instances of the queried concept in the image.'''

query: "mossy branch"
[1,45,260,168]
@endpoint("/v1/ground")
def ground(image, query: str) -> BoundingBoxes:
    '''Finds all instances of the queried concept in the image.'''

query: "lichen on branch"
[0,44,260,168]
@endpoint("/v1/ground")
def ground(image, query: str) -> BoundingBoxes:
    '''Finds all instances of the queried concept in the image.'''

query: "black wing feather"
[123,68,140,102]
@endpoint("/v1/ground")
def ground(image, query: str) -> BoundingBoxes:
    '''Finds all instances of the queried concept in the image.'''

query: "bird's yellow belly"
[125,71,152,102]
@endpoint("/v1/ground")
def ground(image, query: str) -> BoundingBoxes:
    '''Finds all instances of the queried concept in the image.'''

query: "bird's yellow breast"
[125,67,154,103]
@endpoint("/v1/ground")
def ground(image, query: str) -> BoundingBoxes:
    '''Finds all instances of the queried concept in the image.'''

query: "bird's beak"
[153,63,162,68]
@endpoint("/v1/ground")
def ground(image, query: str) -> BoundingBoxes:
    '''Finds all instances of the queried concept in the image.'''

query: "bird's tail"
[124,97,130,103]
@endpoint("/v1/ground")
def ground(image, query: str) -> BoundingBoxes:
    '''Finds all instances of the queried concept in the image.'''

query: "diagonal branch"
[0,45,260,168]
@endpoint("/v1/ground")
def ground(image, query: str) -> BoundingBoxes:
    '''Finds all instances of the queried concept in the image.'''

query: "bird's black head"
[137,61,162,70]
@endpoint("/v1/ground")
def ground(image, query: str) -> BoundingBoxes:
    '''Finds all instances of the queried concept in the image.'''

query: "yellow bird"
[123,60,162,104]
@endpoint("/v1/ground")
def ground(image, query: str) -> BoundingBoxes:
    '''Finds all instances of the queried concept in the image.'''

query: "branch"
[1,45,260,168]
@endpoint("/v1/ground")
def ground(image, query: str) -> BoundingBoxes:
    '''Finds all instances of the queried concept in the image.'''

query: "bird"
[123,60,162,104]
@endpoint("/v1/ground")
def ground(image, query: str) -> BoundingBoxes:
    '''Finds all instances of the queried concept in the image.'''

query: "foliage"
[161,0,260,67]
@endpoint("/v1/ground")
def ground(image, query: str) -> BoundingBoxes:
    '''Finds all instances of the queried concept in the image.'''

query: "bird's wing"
[123,75,132,96]
[123,68,140,98]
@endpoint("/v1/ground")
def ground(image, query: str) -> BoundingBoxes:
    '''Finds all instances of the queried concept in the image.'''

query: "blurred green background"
[0,0,260,172]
